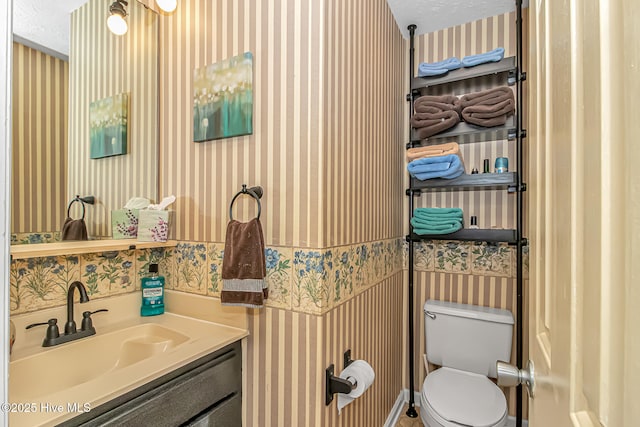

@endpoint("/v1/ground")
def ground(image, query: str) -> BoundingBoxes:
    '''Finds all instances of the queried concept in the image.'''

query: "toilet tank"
[424,300,514,378]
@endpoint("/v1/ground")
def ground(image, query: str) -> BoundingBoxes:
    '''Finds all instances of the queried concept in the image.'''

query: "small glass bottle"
[469,216,479,229]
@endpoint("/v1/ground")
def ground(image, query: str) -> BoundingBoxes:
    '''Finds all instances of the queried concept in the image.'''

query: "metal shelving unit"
[404,3,526,425]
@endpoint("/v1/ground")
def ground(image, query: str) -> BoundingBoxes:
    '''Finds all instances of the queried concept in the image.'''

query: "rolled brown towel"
[415,94,462,114]
[411,109,460,139]
[459,86,514,109]
[461,98,515,127]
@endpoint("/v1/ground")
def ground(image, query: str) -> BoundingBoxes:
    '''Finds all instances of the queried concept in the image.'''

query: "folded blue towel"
[417,57,462,77]
[417,67,449,77]
[407,154,465,180]
[461,47,505,67]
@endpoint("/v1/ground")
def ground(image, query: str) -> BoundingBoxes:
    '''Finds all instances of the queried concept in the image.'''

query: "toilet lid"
[422,367,507,427]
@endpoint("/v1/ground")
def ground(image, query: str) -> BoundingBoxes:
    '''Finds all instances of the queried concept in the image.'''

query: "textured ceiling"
[386,0,529,39]
[13,0,91,57]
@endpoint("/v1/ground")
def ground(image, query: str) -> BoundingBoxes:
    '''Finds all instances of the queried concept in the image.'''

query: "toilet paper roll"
[337,360,375,414]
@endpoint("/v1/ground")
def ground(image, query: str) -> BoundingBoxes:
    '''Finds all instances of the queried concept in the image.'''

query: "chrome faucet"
[26,281,108,347]
[65,281,89,334]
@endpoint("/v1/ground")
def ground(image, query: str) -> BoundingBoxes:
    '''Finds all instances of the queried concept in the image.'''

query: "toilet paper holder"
[325,350,357,405]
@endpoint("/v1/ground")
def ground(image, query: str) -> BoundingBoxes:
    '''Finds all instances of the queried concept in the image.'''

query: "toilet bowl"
[420,367,508,427]
[420,300,514,427]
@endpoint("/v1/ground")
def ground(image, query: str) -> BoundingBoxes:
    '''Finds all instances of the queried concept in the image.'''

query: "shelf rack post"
[515,0,524,426]
[406,23,419,419]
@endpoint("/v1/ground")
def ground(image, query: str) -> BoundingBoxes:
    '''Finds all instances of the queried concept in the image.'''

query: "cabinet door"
[183,394,241,427]
[77,345,241,427]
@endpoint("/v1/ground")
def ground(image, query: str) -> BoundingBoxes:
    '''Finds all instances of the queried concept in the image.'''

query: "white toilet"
[420,300,514,427]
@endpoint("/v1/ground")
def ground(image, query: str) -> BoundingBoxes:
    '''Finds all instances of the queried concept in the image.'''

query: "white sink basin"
[10,324,189,401]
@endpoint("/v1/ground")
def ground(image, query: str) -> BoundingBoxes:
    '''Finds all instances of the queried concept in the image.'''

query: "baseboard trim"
[383,392,406,427]
[384,389,421,427]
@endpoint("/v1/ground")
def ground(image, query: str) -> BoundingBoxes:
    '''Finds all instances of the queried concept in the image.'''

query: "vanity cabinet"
[60,341,241,427]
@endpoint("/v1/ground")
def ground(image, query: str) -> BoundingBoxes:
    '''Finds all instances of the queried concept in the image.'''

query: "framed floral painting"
[193,52,253,142]
[89,92,128,159]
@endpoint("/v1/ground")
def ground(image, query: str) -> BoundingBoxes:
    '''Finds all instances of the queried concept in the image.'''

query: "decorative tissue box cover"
[137,210,174,242]
[111,209,139,239]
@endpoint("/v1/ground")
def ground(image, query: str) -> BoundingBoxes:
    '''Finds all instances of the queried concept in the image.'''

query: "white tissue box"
[137,210,174,242]
[111,209,140,239]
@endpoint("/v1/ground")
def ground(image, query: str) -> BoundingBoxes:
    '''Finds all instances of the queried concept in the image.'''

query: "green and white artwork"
[193,52,253,142]
[89,93,128,159]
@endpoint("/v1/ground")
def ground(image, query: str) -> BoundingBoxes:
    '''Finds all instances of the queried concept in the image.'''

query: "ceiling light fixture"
[155,0,177,13]
[107,0,129,36]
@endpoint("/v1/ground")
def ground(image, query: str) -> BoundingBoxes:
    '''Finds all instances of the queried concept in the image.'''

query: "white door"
[1,1,12,425]
[528,0,640,426]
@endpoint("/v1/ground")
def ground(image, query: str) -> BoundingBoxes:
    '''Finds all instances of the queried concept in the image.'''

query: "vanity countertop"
[8,291,248,427]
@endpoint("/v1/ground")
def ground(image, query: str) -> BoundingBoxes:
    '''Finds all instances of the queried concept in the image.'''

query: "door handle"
[496,360,535,398]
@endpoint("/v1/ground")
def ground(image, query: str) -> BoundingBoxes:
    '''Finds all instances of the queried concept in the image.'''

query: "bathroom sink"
[8,292,248,427]
[10,323,189,401]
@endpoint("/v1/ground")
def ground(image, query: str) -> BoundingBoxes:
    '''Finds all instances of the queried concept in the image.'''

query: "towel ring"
[229,185,263,221]
[67,195,95,220]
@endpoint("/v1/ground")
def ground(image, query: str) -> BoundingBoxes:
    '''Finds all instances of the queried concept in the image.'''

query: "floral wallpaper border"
[9,238,528,316]
[9,238,404,316]
[11,232,61,245]
[404,240,529,279]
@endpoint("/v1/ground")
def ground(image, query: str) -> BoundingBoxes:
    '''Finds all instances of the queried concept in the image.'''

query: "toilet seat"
[420,367,508,427]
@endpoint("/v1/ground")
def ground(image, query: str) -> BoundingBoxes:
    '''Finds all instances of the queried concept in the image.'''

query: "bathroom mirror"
[10,0,159,244]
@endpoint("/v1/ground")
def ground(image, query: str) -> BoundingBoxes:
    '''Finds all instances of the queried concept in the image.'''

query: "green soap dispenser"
[141,263,165,316]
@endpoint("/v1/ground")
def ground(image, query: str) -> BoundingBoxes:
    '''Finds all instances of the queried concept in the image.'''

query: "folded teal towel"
[407,154,465,180]
[414,207,463,218]
[418,57,462,77]
[411,218,463,235]
[462,47,505,67]
[411,207,464,235]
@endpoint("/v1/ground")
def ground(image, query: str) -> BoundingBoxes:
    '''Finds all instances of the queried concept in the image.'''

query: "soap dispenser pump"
[141,263,165,316]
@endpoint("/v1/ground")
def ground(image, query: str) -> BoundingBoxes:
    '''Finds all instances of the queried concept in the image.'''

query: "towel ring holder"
[229,185,263,221]
[67,195,95,220]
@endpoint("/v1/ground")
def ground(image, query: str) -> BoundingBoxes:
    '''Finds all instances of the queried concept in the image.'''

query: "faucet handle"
[81,309,108,331]
[26,319,60,342]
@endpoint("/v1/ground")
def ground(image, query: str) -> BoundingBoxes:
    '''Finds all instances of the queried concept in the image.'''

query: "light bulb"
[155,0,177,13]
[107,13,128,35]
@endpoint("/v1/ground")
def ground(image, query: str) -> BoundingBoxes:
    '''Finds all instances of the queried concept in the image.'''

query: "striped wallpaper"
[321,272,404,426]
[245,272,403,427]
[11,42,68,234]
[158,0,404,248]
[158,0,324,248]
[158,1,406,425]
[322,0,405,247]
[68,0,158,238]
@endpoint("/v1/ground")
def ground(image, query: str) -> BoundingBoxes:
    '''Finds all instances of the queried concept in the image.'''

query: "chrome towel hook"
[229,184,263,221]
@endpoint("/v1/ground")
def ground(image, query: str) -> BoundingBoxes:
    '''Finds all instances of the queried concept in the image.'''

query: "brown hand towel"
[411,109,460,139]
[415,95,462,114]
[461,98,515,127]
[61,217,88,241]
[407,142,460,161]
[221,218,268,308]
[459,86,514,109]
